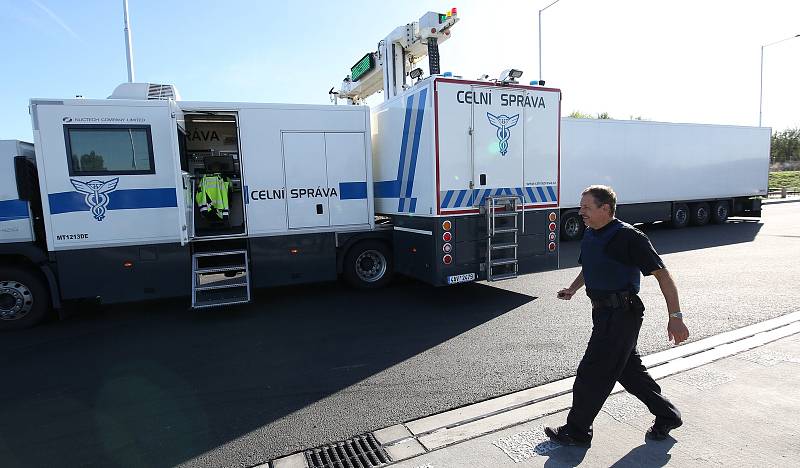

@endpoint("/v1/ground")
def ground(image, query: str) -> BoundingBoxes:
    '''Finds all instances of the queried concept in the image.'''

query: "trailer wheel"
[343,241,393,289]
[670,203,690,229]
[560,211,585,241]
[711,201,730,224]
[0,266,51,331]
[690,202,711,226]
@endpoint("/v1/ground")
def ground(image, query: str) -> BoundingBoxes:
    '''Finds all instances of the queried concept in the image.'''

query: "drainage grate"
[304,433,391,468]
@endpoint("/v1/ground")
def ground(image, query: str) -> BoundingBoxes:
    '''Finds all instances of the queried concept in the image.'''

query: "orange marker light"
[442,220,452,231]
[549,212,557,222]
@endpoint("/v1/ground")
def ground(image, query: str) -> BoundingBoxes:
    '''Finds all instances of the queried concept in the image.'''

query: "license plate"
[447,273,476,284]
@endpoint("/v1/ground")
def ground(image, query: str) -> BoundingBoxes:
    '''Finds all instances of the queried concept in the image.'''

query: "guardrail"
[767,187,800,198]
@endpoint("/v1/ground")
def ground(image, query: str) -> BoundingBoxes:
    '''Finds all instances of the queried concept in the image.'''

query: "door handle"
[316,204,323,214]
[480,174,486,185]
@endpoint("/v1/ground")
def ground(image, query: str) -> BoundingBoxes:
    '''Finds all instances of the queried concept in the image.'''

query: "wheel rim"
[697,207,708,222]
[564,217,582,238]
[0,280,34,321]
[355,250,387,283]
[717,205,728,219]
[676,209,688,224]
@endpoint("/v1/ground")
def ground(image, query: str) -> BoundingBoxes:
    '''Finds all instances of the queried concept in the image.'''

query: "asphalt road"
[1,201,798,468]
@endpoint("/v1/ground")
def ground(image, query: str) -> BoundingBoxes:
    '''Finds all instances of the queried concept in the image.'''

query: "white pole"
[538,0,562,85]
[758,45,764,127]
[538,10,542,83]
[758,34,799,127]
[123,0,135,83]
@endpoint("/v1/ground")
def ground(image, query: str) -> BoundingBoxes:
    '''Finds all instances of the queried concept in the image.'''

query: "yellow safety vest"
[196,174,230,220]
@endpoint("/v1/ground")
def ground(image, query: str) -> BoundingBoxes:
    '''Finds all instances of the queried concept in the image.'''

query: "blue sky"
[1,0,798,141]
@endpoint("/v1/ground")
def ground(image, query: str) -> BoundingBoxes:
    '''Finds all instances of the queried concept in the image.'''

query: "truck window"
[64,125,155,176]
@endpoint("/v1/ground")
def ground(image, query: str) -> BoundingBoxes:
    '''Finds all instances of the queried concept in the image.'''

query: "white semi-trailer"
[558,118,770,240]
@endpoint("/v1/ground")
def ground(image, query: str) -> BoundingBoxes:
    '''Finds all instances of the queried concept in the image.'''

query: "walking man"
[545,185,690,447]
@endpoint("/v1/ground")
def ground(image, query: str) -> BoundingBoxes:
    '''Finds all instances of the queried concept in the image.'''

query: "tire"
[343,240,393,289]
[711,200,730,224]
[0,266,51,331]
[560,211,585,241]
[690,202,711,226]
[670,203,689,229]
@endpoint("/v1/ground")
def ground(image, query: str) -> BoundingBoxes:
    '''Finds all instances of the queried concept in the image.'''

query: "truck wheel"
[0,266,51,331]
[711,201,730,224]
[343,240,393,289]
[690,202,711,226]
[560,211,585,241]
[670,203,690,229]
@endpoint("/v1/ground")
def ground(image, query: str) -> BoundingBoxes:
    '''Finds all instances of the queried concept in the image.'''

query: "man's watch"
[669,311,683,319]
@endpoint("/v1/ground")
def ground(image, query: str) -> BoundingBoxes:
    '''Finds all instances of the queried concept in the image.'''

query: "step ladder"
[191,249,251,308]
[485,195,524,282]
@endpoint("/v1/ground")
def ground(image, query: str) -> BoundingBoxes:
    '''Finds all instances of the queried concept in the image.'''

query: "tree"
[568,111,593,119]
[566,111,615,119]
[771,128,800,164]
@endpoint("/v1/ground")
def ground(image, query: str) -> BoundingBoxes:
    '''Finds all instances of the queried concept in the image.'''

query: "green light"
[439,14,446,23]
[351,53,375,82]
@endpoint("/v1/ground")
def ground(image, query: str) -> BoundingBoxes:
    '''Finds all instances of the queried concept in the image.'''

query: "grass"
[769,171,800,189]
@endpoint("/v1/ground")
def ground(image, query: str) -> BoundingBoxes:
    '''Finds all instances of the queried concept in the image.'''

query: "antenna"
[123,0,135,82]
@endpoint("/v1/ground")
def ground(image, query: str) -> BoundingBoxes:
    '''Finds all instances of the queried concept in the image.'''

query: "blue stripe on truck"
[338,181,368,200]
[0,199,29,222]
[48,188,178,214]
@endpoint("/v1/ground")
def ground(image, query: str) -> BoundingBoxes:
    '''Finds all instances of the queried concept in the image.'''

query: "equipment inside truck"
[181,113,246,237]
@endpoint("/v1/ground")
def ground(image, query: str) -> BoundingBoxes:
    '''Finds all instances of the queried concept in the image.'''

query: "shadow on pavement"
[0,279,534,467]
[559,219,763,268]
[610,438,676,467]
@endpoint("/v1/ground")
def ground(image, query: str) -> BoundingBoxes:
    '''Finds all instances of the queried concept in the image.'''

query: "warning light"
[442,220,452,231]
[443,243,452,253]
[443,231,452,242]
[549,222,557,232]
[123,261,133,268]
[443,254,453,265]
[438,13,446,23]
[549,212,557,222]
[451,7,458,16]
[290,248,299,254]
[411,247,417,253]
[548,242,557,252]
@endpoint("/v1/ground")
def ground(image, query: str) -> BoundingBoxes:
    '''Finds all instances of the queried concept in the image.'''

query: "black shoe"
[646,418,683,441]
[544,425,592,448]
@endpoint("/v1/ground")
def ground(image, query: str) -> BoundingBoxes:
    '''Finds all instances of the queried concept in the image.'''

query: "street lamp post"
[759,34,799,127]
[539,0,562,85]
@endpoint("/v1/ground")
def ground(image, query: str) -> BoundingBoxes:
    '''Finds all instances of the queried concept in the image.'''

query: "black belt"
[590,291,634,310]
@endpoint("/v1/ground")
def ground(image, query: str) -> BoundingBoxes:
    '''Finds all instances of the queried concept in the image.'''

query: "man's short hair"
[582,185,617,216]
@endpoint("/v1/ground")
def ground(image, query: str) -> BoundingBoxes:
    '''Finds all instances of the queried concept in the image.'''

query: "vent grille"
[305,434,391,468]
[147,84,175,100]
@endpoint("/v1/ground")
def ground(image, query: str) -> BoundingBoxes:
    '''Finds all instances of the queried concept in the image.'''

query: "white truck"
[0,10,562,330]
[557,118,770,240]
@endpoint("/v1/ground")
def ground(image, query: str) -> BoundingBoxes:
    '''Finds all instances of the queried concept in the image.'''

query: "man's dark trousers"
[566,295,681,438]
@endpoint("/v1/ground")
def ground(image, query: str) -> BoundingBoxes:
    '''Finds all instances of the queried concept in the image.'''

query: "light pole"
[539,0,562,85]
[759,33,799,127]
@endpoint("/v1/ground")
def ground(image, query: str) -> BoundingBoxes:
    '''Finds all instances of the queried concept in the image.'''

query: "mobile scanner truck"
[558,118,770,241]
[0,9,561,330]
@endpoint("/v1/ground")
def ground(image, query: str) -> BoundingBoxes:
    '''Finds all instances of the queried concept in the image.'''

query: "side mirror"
[14,156,38,201]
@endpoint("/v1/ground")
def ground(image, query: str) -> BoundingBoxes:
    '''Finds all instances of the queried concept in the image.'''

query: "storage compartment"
[182,113,246,237]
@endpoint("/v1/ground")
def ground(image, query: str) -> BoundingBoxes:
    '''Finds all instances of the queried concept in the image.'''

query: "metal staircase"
[485,195,524,281]
[191,249,251,308]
